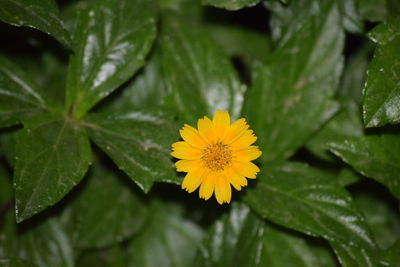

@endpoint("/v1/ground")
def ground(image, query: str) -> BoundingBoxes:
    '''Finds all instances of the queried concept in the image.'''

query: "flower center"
[201,142,233,171]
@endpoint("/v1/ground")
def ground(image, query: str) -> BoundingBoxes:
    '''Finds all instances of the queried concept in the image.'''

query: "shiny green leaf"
[0,0,71,48]
[244,162,377,258]
[66,0,158,118]
[0,56,47,128]
[245,0,343,161]
[0,212,74,267]
[330,134,400,199]
[330,241,380,267]
[67,163,146,249]
[103,51,167,112]
[306,102,363,162]
[195,203,337,267]
[363,19,400,127]
[354,193,400,249]
[127,201,203,267]
[14,114,92,222]
[84,110,179,193]
[161,16,246,124]
[201,0,260,11]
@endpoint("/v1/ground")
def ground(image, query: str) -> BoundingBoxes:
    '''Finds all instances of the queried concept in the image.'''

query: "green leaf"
[0,128,19,167]
[354,193,400,249]
[244,162,378,259]
[195,203,337,267]
[0,258,38,267]
[66,0,158,118]
[76,245,128,267]
[330,134,400,199]
[206,24,271,64]
[306,101,363,162]
[330,241,380,267]
[14,114,92,222]
[127,201,203,267]
[337,168,361,187]
[380,240,400,267]
[245,0,343,161]
[0,211,74,267]
[0,0,71,48]
[161,16,246,124]
[0,162,12,205]
[0,56,47,128]
[338,0,364,33]
[363,19,400,128]
[84,110,179,193]
[356,0,387,22]
[66,163,146,249]
[103,51,167,112]
[201,0,260,11]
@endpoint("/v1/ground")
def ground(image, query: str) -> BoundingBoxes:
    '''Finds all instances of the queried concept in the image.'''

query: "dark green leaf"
[380,240,400,267]
[337,168,361,187]
[207,24,271,64]
[0,258,38,267]
[0,56,47,128]
[354,193,400,249]
[127,201,203,267]
[306,102,363,162]
[195,203,337,267]
[0,162,12,205]
[363,19,400,127]
[67,163,146,249]
[66,0,158,118]
[0,0,71,48]
[201,0,260,11]
[245,0,343,161]
[0,212,74,267]
[368,18,400,45]
[356,0,387,22]
[76,245,128,267]
[161,16,246,124]
[103,51,167,112]
[330,134,400,199]
[14,114,92,222]
[84,110,179,193]
[244,162,378,259]
[330,241,380,267]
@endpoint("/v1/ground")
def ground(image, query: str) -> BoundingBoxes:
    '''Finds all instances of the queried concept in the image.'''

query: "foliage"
[0,0,399,266]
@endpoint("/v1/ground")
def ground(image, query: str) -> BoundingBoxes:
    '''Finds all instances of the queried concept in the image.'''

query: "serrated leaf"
[363,19,400,128]
[244,162,378,260]
[67,163,146,249]
[0,211,73,267]
[127,201,203,267]
[330,134,400,199]
[161,16,246,124]
[195,203,337,267]
[66,0,158,118]
[0,56,47,128]
[245,0,343,161]
[201,0,260,11]
[0,0,71,48]
[14,114,92,222]
[84,110,179,193]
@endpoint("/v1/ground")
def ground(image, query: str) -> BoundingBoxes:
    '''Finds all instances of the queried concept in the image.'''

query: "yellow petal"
[223,167,247,191]
[231,161,260,179]
[233,146,262,162]
[215,175,231,204]
[179,124,207,149]
[230,130,257,150]
[175,159,202,172]
[224,118,249,144]
[171,141,202,160]
[182,167,208,193]
[199,172,215,200]
[212,110,230,140]
[198,116,217,143]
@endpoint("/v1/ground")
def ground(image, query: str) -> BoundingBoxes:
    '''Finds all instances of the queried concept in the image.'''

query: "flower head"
[171,110,262,204]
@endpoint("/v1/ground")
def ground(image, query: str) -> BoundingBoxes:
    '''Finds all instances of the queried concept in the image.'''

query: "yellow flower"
[171,110,262,204]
